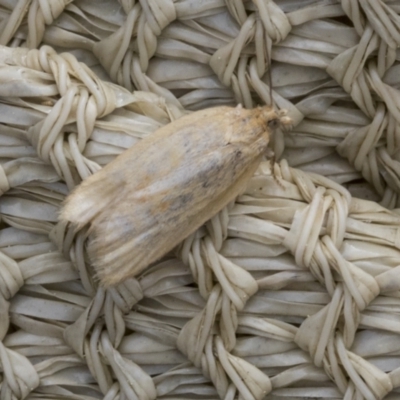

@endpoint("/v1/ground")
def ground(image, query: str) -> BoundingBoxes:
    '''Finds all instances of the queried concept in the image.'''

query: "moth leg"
[267,150,286,189]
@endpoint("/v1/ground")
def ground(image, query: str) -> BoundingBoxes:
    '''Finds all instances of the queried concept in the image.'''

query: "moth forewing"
[60,105,289,286]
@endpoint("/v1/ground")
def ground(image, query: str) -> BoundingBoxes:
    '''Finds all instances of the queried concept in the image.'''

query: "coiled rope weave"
[0,1,400,399]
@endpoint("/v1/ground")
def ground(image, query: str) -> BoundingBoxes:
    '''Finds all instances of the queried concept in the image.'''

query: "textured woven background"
[0,1,400,399]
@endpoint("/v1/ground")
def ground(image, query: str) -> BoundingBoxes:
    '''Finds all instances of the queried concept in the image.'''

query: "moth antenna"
[266,34,274,109]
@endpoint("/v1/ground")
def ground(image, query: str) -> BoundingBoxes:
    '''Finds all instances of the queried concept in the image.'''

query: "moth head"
[262,107,292,132]
[226,104,292,145]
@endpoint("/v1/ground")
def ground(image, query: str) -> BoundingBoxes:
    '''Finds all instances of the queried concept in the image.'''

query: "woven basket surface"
[0,1,400,399]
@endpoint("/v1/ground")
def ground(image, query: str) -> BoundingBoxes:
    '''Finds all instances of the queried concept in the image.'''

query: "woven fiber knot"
[296,310,393,399]
[0,341,39,399]
[17,46,117,117]
[26,0,71,48]
[327,8,398,119]
[0,163,10,196]
[93,0,176,93]
[0,0,70,48]
[328,33,400,205]
[209,5,302,121]
[325,1,400,208]
[179,205,258,305]
[68,321,155,399]
[177,204,270,399]
[100,330,157,400]
[335,86,400,208]
[178,323,272,400]
[327,26,381,117]
[330,48,400,205]
[281,161,351,270]
[337,102,387,196]
[64,280,143,357]
[0,251,24,300]
[14,46,125,187]
[278,159,381,308]
[342,0,400,49]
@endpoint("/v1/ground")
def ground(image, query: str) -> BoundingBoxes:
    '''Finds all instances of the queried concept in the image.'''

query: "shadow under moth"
[61,105,291,286]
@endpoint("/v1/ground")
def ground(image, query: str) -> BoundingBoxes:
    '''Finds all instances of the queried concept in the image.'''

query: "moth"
[61,105,291,286]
